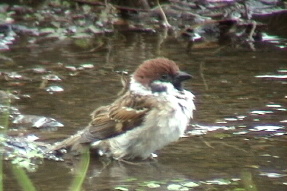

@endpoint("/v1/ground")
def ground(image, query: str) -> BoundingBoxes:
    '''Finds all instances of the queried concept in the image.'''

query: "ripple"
[259,172,287,178]
[255,75,287,79]
[262,33,287,49]
[250,110,273,115]
[251,125,284,132]
[224,117,238,121]
[266,104,282,108]
[188,124,235,135]
[204,179,231,185]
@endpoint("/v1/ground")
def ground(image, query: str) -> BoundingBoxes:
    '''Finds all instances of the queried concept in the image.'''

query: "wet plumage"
[49,58,195,160]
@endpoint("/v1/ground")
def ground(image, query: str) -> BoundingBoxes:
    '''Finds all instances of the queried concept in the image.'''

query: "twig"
[199,62,209,90]
[156,0,171,28]
[248,21,256,41]
[200,137,214,148]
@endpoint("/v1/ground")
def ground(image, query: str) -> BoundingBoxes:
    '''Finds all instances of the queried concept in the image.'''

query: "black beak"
[173,71,192,91]
[176,71,192,81]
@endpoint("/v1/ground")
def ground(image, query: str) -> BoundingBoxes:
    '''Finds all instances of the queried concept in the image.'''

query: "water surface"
[1,18,287,191]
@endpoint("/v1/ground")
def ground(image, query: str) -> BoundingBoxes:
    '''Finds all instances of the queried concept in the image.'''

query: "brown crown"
[134,58,180,86]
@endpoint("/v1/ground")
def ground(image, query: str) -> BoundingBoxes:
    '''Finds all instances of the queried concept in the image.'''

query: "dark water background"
[1,13,287,191]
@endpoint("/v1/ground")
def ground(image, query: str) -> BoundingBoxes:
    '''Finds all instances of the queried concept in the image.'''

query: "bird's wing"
[79,93,156,143]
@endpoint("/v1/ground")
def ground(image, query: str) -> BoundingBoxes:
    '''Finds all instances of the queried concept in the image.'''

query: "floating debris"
[204,178,232,185]
[32,67,47,74]
[13,114,64,130]
[6,72,23,79]
[46,85,64,93]
[42,74,62,81]
[0,134,63,171]
[78,63,94,70]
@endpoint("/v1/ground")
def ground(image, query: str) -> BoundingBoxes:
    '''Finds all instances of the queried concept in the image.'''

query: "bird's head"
[133,58,192,92]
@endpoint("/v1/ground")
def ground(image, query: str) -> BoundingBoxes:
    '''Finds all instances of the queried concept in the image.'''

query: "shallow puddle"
[1,14,287,191]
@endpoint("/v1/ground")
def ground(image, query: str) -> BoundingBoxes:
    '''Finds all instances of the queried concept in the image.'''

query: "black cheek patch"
[150,83,167,93]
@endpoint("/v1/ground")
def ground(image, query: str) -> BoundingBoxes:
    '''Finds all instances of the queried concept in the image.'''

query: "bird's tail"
[48,130,89,155]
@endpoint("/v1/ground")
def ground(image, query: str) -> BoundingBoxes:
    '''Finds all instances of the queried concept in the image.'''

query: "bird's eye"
[160,74,168,80]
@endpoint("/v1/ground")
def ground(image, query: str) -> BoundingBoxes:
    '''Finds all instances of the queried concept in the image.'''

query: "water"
[1,23,287,191]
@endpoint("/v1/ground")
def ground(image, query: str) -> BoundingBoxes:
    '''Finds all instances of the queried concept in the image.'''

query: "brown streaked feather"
[116,71,130,96]
[78,93,157,143]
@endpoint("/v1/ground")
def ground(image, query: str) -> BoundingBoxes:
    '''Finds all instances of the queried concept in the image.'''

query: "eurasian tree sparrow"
[50,58,195,160]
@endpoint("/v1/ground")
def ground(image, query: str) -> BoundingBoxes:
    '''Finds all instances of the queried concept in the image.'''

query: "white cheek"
[129,77,152,95]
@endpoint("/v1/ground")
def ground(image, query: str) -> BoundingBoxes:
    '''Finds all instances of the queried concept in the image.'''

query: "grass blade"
[69,150,90,191]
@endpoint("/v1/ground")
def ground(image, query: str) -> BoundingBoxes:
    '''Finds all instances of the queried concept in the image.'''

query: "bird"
[49,58,195,160]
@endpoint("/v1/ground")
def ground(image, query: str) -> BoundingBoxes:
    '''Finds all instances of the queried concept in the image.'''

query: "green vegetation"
[0,93,90,190]
[69,150,90,191]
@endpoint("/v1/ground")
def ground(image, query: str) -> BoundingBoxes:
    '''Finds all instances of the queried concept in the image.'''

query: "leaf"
[11,165,37,191]
[69,150,90,191]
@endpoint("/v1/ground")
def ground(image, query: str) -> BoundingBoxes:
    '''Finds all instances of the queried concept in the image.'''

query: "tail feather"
[48,131,86,154]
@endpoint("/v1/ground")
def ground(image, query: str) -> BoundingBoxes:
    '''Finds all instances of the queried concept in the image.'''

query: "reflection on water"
[1,25,287,191]
[261,32,287,49]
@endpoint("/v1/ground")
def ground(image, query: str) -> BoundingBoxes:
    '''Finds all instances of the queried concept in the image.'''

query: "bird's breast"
[97,91,195,160]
